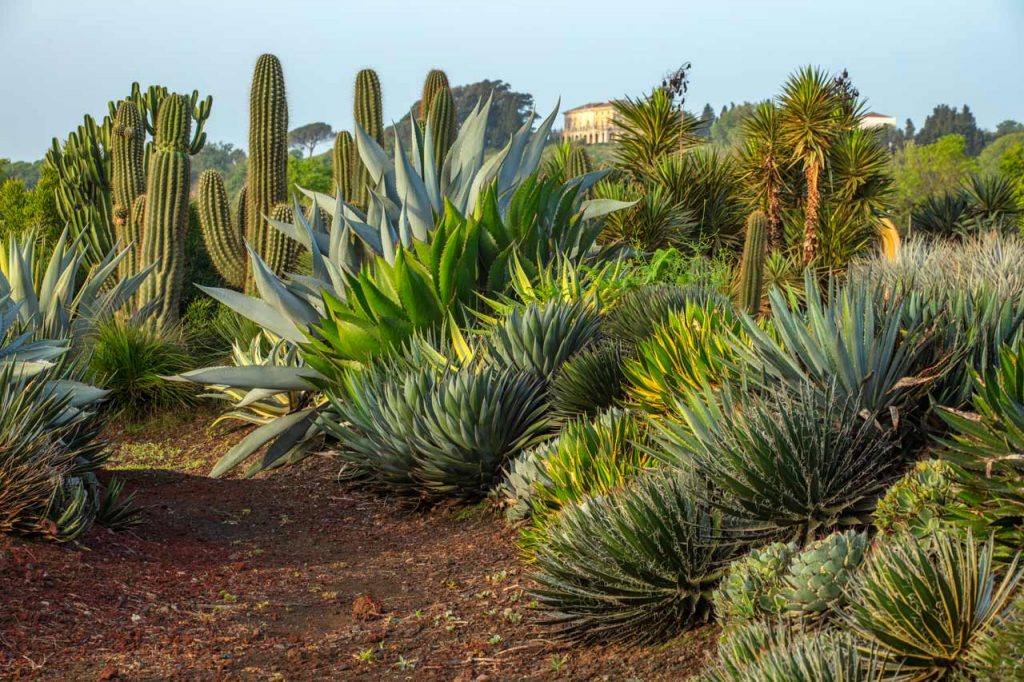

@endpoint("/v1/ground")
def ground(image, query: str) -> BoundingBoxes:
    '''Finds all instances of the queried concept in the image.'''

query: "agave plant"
[549,340,628,424]
[624,298,743,415]
[713,541,797,625]
[873,460,960,540]
[702,626,884,682]
[498,438,559,521]
[967,593,1024,680]
[530,470,741,644]
[604,282,730,347]
[844,530,1023,680]
[486,299,602,380]
[731,271,940,428]
[520,408,651,549]
[1,228,153,342]
[656,381,900,544]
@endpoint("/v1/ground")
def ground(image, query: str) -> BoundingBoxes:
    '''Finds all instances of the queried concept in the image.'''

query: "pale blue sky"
[1,0,1021,161]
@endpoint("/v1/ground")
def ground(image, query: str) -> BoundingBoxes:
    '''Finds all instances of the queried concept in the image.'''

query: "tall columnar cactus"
[353,68,383,208]
[247,53,290,285]
[331,130,356,204]
[128,195,147,277]
[427,84,456,167]
[110,100,146,281]
[737,210,767,315]
[419,69,450,124]
[136,94,192,328]
[198,54,294,292]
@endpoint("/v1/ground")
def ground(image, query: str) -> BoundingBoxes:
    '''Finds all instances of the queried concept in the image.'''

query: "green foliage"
[605,282,728,346]
[530,471,741,644]
[714,542,797,624]
[968,593,1024,681]
[521,408,651,547]
[486,300,602,381]
[287,153,331,198]
[89,317,195,416]
[324,359,549,499]
[916,103,986,155]
[709,102,758,149]
[549,340,627,423]
[0,170,62,246]
[287,121,334,157]
[189,141,246,197]
[736,211,766,314]
[623,298,742,415]
[656,382,900,543]
[892,135,977,222]
[845,531,1022,680]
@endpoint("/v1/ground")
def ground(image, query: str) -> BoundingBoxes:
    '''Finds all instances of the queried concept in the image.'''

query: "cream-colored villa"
[562,102,618,144]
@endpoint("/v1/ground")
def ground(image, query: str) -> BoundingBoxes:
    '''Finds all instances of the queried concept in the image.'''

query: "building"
[562,102,617,144]
[860,112,897,129]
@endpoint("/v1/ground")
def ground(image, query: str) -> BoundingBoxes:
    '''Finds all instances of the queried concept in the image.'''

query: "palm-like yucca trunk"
[803,160,820,264]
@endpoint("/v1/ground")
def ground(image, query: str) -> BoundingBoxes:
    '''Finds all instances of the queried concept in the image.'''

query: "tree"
[711,102,759,149]
[979,132,1024,176]
[738,102,790,248]
[904,119,916,140]
[286,154,331,200]
[778,66,846,264]
[287,122,334,158]
[890,134,977,219]
[698,103,715,139]
[916,104,986,156]
[995,120,1024,139]
[386,79,534,154]
[0,164,62,245]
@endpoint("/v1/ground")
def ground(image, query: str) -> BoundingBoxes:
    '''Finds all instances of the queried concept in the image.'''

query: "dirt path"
[0,410,716,681]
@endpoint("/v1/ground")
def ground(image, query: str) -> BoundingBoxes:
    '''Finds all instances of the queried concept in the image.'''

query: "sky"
[1,0,1021,161]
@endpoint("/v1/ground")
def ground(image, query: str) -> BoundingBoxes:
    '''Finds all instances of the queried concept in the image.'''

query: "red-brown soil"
[0,408,717,680]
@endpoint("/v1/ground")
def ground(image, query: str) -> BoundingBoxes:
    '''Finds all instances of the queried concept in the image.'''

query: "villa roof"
[863,111,894,119]
[564,101,615,114]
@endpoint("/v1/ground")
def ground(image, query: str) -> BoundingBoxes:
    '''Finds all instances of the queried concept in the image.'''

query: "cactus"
[110,100,146,280]
[197,170,244,289]
[737,210,767,315]
[352,68,383,208]
[331,130,356,204]
[198,54,295,293]
[566,144,593,178]
[427,85,456,167]
[128,195,147,277]
[419,69,450,124]
[246,53,290,285]
[136,94,193,328]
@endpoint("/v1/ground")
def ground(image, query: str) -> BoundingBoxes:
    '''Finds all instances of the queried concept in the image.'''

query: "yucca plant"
[549,340,627,424]
[520,408,651,549]
[604,282,730,347]
[89,317,195,416]
[530,471,741,644]
[844,530,1023,680]
[592,179,693,250]
[486,299,602,380]
[656,381,900,544]
[624,299,743,415]
[611,88,701,178]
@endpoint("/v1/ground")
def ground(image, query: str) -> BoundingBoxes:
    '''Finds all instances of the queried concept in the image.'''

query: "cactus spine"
[427,84,456,167]
[352,69,383,208]
[738,210,767,315]
[331,130,356,204]
[136,94,192,328]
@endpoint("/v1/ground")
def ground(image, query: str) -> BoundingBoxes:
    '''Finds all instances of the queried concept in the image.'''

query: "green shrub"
[604,282,730,346]
[530,471,741,644]
[487,300,602,380]
[89,317,195,415]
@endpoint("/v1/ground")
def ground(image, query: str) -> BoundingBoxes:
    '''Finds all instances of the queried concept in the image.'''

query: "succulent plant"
[873,459,959,539]
[331,130,356,204]
[655,381,900,543]
[968,593,1024,681]
[549,340,628,424]
[623,298,743,415]
[530,471,743,644]
[604,283,730,347]
[487,300,602,381]
[352,68,383,208]
[713,541,797,625]
[845,530,1023,680]
[778,530,868,617]
[498,439,558,521]
[735,210,766,315]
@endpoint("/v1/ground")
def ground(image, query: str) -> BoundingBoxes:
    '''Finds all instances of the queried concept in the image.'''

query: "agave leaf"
[197,285,307,344]
[210,408,318,478]
[171,365,322,391]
